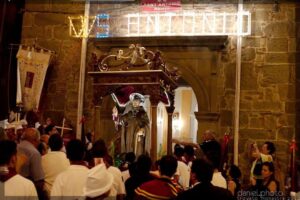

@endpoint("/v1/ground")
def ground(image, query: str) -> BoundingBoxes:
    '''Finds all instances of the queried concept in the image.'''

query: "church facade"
[0,0,299,184]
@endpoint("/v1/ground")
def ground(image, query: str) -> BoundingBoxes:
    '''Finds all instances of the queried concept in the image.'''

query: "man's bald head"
[22,128,40,147]
[202,130,216,142]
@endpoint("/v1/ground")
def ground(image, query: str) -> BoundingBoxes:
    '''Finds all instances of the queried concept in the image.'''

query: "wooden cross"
[55,118,72,137]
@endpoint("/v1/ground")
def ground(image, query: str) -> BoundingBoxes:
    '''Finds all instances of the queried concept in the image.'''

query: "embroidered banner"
[16,47,51,111]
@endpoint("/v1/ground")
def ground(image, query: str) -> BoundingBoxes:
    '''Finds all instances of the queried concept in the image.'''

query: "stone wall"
[219,3,300,184]
[20,0,300,187]
[21,2,84,127]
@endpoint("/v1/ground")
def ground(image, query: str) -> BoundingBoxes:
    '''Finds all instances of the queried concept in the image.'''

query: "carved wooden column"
[93,94,103,141]
[150,97,159,162]
[166,105,175,155]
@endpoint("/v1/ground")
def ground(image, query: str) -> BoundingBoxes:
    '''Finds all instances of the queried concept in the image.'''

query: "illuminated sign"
[69,11,251,38]
[125,12,251,37]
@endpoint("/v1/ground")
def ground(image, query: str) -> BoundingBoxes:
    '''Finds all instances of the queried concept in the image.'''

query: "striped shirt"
[135,176,182,200]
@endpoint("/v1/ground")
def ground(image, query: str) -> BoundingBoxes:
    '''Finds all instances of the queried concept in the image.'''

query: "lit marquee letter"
[127,14,140,36]
[96,14,110,38]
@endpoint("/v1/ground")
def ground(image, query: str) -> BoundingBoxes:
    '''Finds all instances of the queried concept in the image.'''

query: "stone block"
[225,63,236,89]
[251,21,263,36]
[274,141,290,154]
[270,9,289,21]
[239,128,275,140]
[267,38,288,52]
[66,101,78,112]
[264,87,275,101]
[49,95,65,110]
[35,13,67,26]
[22,26,45,39]
[252,9,270,22]
[255,54,265,63]
[50,1,85,13]
[25,2,47,11]
[220,98,226,109]
[38,39,62,53]
[285,101,296,113]
[289,38,297,52]
[239,112,249,128]
[252,101,283,112]
[286,7,295,21]
[265,53,295,64]
[261,65,290,85]
[22,13,34,27]
[256,47,267,54]
[278,84,295,101]
[55,81,67,92]
[249,117,264,128]
[43,111,64,125]
[286,114,296,126]
[242,37,261,48]
[240,100,252,110]
[45,26,54,39]
[53,26,70,40]
[241,63,258,90]
[264,22,295,37]
[242,48,256,61]
[277,127,295,141]
[242,91,264,101]
[264,115,277,130]
[220,110,233,126]
[238,139,249,155]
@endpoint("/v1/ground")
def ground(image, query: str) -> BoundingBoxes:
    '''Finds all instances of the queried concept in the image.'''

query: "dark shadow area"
[0,0,25,120]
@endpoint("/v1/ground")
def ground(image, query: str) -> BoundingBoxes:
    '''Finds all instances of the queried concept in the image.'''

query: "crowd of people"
[0,120,292,200]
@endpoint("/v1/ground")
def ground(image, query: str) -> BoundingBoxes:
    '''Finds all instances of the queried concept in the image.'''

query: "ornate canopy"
[88,44,179,107]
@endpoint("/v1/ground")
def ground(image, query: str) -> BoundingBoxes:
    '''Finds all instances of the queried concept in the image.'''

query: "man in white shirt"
[0,140,38,199]
[42,134,70,196]
[174,144,190,190]
[105,155,126,200]
[51,139,89,199]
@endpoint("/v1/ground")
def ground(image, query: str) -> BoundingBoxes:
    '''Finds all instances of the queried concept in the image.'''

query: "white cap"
[83,164,113,198]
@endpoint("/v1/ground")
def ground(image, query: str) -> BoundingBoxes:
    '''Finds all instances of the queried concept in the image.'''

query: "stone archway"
[88,36,228,143]
[164,48,223,141]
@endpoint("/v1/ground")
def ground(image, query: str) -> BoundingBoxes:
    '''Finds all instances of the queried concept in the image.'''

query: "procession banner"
[16,47,51,111]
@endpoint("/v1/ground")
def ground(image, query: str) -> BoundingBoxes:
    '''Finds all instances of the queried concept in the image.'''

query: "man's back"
[135,177,180,200]
[211,171,227,189]
[176,182,233,200]
[42,151,70,194]
[107,166,126,197]
[50,165,89,198]
[2,174,38,199]
[125,173,154,200]
[176,160,190,190]
[17,140,44,181]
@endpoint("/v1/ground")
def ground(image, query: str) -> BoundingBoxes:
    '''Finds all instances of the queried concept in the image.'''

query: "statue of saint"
[119,93,150,157]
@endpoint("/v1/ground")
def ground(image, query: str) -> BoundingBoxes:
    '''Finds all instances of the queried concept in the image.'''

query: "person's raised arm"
[172,138,200,150]
[251,143,260,159]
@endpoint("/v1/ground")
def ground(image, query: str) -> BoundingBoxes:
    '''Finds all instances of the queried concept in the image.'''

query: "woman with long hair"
[261,162,279,192]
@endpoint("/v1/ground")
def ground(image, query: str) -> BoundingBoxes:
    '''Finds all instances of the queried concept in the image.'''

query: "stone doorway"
[84,36,228,148]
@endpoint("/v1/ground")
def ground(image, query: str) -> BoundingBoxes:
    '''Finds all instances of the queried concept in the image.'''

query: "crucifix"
[55,118,72,137]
